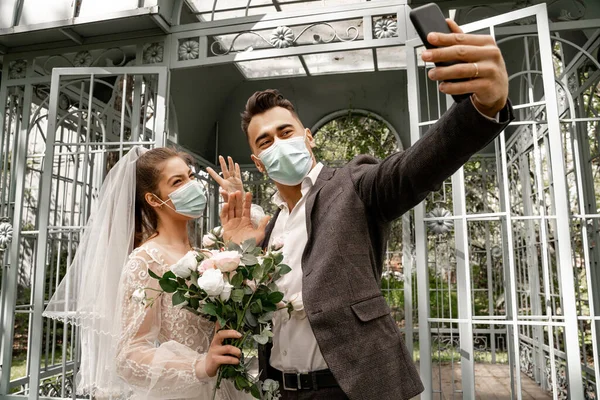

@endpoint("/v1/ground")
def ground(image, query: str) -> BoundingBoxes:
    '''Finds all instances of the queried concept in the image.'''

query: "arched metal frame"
[0,0,599,399]
[310,108,404,151]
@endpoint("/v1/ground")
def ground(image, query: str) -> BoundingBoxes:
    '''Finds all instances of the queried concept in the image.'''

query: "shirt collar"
[271,162,324,210]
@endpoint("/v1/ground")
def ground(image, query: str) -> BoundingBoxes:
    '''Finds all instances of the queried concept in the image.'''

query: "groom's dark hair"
[241,89,299,138]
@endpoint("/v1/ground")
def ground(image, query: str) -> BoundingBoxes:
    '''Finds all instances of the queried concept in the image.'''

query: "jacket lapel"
[301,165,335,275]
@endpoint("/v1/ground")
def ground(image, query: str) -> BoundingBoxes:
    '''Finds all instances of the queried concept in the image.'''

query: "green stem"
[211,367,224,400]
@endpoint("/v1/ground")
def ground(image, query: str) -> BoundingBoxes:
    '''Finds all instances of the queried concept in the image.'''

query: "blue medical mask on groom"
[258,133,313,186]
[154,180,207,219]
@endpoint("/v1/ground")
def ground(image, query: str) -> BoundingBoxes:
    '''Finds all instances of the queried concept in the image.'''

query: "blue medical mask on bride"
[154,180,207,218]
[258,134,313,186]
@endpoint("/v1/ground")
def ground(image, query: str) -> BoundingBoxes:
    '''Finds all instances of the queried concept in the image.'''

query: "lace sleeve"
[115,247,211,398]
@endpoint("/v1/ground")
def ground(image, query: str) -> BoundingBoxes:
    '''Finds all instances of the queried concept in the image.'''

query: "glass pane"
[376,46,406,70]
[235,56,306,79]
[303,49,374,75]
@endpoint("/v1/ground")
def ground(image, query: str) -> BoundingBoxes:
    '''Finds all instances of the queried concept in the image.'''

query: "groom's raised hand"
[422,19,509,118]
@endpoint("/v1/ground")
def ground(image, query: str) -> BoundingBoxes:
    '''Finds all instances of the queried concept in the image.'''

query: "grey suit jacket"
[259,98,514,400]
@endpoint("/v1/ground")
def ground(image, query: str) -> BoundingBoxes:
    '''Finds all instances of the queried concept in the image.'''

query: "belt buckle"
[282,370,302,391]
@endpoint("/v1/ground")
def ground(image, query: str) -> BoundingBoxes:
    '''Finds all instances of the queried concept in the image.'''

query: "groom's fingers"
[241,192,253,219]
[220,202,229,224]
[233,191,243,218]
[227,193,235,221]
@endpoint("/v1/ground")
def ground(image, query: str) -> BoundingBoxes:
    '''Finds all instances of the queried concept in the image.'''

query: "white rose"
[211,251,241,273]
[250,204,266,228]
[170,251,198,279]
[271,236,285,251]
[132,287,146,305]
[288,292,305,319]
[202,233,217,247]
[220,282,233,302]
[197,268,225,297]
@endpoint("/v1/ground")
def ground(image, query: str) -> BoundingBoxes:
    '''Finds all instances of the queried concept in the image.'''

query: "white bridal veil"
[44,146,147,397]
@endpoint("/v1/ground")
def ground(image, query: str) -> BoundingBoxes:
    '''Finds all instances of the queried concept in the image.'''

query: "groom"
[228,21,512,400]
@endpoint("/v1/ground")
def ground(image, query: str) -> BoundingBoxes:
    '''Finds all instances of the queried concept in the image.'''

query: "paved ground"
[427,363,553,399]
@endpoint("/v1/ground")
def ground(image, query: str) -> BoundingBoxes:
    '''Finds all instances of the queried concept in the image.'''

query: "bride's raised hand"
[221,191,270,245]
[206,155,243,202]
[202,328,243,378]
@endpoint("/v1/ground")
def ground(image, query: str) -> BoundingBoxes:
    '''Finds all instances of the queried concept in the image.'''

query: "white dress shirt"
[268,162,328,373]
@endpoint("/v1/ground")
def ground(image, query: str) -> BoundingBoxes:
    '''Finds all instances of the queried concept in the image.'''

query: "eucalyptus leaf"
[231,272,244,287]
[231,289,245,303]
[274,252,284,264]
[258,311,275,324]
[242,238,257,253]
[278,264,292,276]
[250,299,263,314]
[252,264,264,281]
[244,309,257,327]
[262,258,274,271]
[241,254,258,266]
[252,334,269,345]
[227,241,242,252]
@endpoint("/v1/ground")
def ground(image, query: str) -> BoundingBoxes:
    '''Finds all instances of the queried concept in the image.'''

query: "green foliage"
[148,233,288,400]
[313,112,399,164]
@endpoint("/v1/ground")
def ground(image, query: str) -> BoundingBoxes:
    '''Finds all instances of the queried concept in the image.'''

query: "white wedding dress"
[116,243,251,400]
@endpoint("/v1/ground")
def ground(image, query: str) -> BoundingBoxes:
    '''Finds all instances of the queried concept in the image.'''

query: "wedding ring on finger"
[472,62,479,79]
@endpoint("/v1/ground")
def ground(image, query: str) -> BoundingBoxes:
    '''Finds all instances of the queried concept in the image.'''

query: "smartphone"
[409,2,470,99]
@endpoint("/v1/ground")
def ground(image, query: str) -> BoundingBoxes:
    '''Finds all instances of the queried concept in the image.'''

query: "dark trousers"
[278,386,349,400]
[266,366,349,400]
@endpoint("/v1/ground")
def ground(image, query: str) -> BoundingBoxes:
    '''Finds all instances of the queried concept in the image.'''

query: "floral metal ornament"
[426,207,453,235]
[269,26,295,49]
[8,60,27,79]
[211,23,359,56]
[178,39,200,61]
[73,51,92,67]
[374,18,397,39]
[0,221,13,251]
[491,246,502,258]
[143,43,164,64]
[58,94,71,111]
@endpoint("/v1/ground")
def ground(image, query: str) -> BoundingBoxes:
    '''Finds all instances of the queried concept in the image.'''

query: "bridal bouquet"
[147,227,288,400]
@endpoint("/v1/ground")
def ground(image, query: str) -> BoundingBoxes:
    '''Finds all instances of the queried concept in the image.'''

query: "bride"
[43,146,267,399]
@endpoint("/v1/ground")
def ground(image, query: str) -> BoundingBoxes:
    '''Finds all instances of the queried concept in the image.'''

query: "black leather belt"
[268,365,340,391]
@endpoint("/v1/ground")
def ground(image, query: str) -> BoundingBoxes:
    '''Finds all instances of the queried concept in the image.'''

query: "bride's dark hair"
[134,147,195,248]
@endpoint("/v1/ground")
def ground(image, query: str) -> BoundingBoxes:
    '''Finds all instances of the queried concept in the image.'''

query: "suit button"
[283,350,288,356]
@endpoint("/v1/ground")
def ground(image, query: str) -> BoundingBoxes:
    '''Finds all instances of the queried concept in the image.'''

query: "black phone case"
[409,3,470,101]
